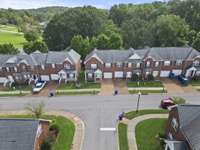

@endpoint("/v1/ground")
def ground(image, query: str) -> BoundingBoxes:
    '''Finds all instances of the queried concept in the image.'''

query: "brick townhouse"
[165,105,200,150]
[84,47,200,81]
[0,119,50,150]
[0,49,81,86]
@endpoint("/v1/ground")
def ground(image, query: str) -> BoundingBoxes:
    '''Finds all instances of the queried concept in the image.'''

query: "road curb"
[0,110,85,150]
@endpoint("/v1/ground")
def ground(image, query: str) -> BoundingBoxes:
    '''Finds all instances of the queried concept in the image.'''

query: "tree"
[23,41,48,54]
[192,32,200,51]
[44,6,107,51]
[96,34,110,49]
[70,35,91,59]
[0,44,18,54]
[24,30,39,42]
[109,33,123,49]
[25,101,45,118]
[152,14,189,47]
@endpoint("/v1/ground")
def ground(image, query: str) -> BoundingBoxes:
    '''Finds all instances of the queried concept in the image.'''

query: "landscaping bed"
[129,89,166,94]
[0,114,75,150]
[57,82,100,90]
[136,118,167,150]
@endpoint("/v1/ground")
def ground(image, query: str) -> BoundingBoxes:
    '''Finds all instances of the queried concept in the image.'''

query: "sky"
[0,0,167,9]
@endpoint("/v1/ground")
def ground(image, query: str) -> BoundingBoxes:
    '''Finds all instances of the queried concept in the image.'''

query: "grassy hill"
[0,24,26,48]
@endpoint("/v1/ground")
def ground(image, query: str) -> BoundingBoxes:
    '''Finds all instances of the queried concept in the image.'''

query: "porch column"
[85,71,87,83]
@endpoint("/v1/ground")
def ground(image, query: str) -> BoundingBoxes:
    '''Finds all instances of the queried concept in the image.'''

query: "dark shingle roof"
[85,47,200,63]
[0,119,39,150]
[176,105,200,150]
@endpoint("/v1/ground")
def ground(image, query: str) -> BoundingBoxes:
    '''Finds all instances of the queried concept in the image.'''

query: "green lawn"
[57,82,100,90]
[0,114,75,150]
[190,80,200,86]
[125,109,168,121]
[136,118,167,150]
[118,123,129,150]
[128,81,163,87]
[56,90,99,95]
[129,89,166,94]
[0,24,26,48]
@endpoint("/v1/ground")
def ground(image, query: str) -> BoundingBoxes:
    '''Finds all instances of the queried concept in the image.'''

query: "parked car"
[32,81,46,93]
[178,75,189,85]
[160,98,176,109]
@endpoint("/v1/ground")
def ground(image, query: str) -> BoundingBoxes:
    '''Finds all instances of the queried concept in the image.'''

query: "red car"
[160,98,175,109]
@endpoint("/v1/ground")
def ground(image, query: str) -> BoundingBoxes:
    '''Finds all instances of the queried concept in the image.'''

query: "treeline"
[43,0,200,58]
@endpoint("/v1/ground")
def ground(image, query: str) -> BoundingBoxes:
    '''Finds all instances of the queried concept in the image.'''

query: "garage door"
[114,71,123,78]
[160,71,170,77]
[172,70,182,76]
[104,72,112,79]
[51,74,59,80]
[40,75,50,81]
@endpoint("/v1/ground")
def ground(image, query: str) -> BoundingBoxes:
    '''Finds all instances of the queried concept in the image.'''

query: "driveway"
[161,78,184,94]
[161,78,198,94]
[99,80,114,95]
[114,80,128,95]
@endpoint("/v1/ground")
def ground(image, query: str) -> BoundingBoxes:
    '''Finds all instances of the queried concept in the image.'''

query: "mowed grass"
[0,24,26,48]
[0,114,75,150]
[118,123,129,150]
[136,118,167,150]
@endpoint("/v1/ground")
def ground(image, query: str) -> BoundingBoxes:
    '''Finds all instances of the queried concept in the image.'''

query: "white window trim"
[105,63,111,68]
[146,61,151,67]
[164,61,171,66]
[136,63,140,68]
[155,61,159,67]
[52,64,55,68]
[128,63,132,68]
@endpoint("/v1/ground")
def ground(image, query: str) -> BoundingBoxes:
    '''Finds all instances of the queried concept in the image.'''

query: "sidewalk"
[124,114,168,150]
[0,110,85,150]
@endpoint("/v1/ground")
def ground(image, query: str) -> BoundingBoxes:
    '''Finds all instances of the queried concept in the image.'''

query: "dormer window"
[64,64,70,69]
[22,65,26,70]
[146,61,151,67]
[164,61,171,66]
[116,62,122,68]
[128,63,132,68]
[91,64,97,69]
[105,63,111,68]
[52,64,55,68]
[194,60,199,66]
[155,61,159,67]
[176,60,182,66]
[136,63,140,68]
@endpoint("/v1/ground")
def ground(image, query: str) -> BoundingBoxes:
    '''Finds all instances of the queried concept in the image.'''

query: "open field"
[0,24,26,48]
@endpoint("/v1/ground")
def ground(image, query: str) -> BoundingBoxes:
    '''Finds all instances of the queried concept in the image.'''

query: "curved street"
[0,93,199,150]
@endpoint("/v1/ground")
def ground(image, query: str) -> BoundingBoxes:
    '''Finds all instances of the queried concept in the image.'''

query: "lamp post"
[136,91,141,113]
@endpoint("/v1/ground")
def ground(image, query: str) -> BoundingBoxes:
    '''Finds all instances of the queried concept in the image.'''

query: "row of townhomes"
[84,47,200,81]
[0,47,200,86]
[0,49,81,86]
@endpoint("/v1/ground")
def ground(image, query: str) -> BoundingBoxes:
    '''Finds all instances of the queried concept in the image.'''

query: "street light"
[136,91,141,113]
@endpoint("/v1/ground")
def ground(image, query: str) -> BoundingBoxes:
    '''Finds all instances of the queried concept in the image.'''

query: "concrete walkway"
[126,114,168,150]
[0,111,85,150]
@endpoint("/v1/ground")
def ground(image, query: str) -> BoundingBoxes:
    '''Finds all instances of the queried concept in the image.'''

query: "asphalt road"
[0,93,200,150]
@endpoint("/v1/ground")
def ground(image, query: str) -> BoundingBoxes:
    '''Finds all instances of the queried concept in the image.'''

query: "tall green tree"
[70,35,91,59]
[23,41,48,54]
[192,32,200,51]
[152,14,189,47]
[24,30,39,42]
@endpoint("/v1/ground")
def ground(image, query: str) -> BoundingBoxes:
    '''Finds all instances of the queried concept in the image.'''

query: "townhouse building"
[165,105,200,150]
[0,49,81,86]
[84,47,200,81]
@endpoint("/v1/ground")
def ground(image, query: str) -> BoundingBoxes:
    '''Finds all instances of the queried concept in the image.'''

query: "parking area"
[114,80,128,95]
[161,78,198,94]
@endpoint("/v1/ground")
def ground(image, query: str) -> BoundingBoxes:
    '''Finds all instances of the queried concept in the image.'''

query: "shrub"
[25,101,45,118]
[50,124,60,137]
[147,74,154,81]
[132,74,139,81]
[41,139,52,150]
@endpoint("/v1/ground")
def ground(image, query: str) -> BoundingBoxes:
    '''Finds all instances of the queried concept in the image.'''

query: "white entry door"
[104,72,112,79]
[160,71,170,77]
[114,71,123,78]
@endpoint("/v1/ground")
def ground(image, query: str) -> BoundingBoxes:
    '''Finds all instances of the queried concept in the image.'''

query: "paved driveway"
[99,80,114,95]
[114,80,128,95]
[161,78,198,94]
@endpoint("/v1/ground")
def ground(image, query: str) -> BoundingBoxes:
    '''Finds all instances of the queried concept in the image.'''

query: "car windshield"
[35,82,43,88]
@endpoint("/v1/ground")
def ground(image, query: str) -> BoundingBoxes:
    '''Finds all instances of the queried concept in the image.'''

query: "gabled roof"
[0,119,40,150]
[30,51,47,66]
[175,105,200,150]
